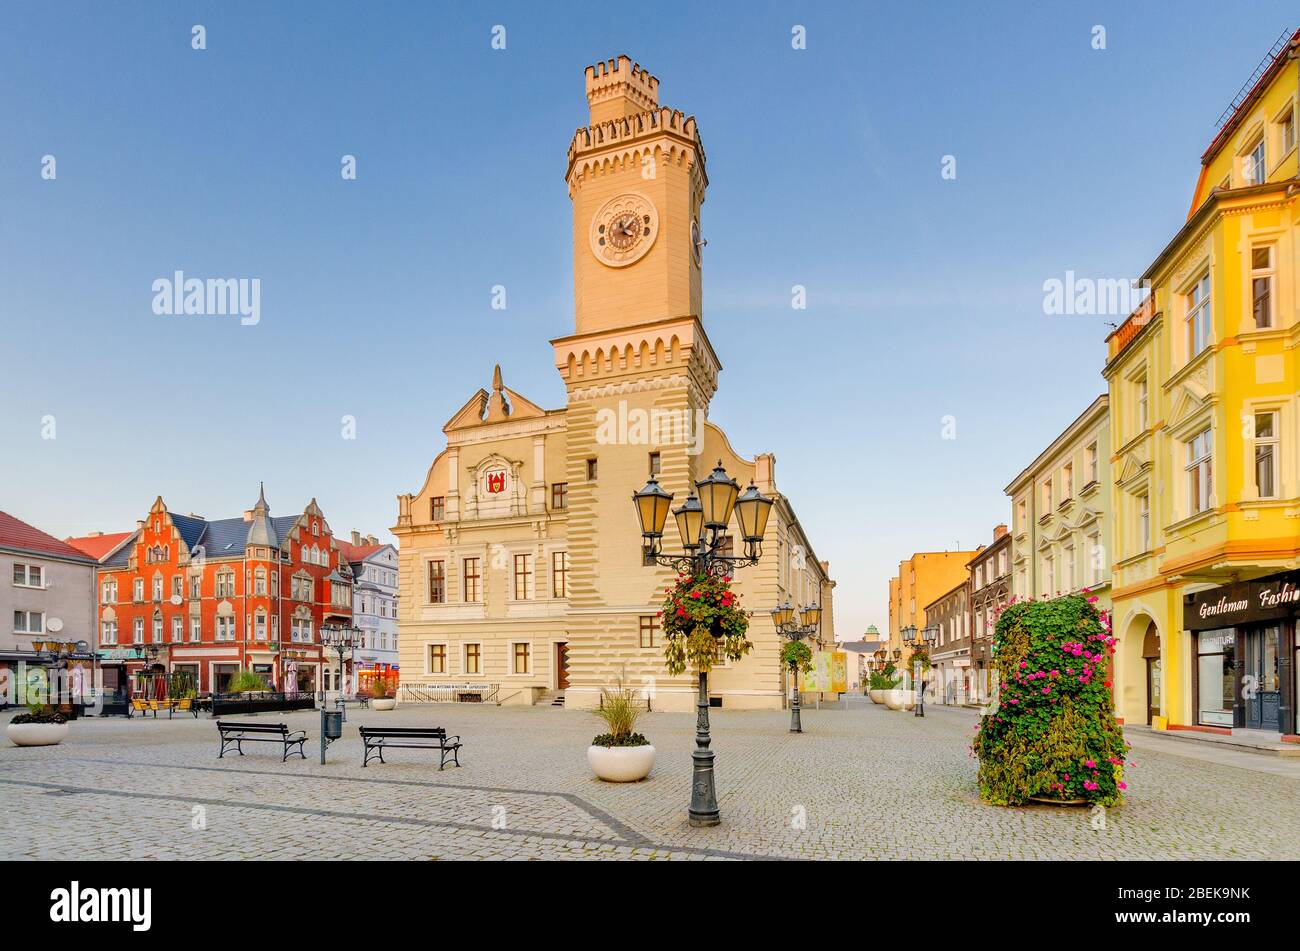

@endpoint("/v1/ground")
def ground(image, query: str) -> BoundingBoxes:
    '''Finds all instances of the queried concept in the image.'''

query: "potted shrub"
[587,681,653,782]
[7,674,69,747]
[227,669,269,695]
[370,675,397,711]
[971,593,1128,807]
[867,665,900,704]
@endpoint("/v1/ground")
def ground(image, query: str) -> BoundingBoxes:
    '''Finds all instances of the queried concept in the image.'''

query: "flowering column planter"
[6,720,69,747]
[972,594,1129,806]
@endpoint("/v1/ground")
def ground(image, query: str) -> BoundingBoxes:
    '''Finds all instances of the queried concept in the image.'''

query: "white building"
[337,533,399,688]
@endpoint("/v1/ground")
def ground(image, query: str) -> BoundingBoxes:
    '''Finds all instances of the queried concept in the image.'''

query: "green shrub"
[780,640,814,673]
[227,669,268,693]
[868,671,901,691]
[971,594,1129,806]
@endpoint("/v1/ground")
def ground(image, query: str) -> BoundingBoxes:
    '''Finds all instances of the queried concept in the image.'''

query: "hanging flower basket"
[659,572,752,676]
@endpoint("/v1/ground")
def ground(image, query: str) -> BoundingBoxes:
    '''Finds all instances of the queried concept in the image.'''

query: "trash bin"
[322,709,343,740]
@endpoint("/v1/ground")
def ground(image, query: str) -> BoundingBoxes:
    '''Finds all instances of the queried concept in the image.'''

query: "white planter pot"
[371,698,397,711]
[883,689,916,711]
[6,721,69,747]
[868,689,885,704]
[587,743,655,782]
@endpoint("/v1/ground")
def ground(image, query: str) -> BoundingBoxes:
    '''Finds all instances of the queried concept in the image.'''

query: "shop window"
[1196,629,1236,728]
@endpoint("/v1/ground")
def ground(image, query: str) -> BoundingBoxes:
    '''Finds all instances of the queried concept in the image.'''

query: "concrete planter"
[868,689,886,704]
[883,689,916,711]
[371,698,397,711]
[587,743,655,782]
[6,721,69,747]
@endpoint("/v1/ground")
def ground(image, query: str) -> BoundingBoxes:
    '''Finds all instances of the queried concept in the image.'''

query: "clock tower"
[566,55,706,335]
[552,56,723,708]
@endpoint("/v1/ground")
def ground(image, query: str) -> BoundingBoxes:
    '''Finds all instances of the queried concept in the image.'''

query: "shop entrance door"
[556,643,569,690]
[1245,625,1281,731]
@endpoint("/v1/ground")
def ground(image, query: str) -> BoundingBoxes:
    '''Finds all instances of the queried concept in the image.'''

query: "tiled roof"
[336,540,386,565]
[101,513,301,567]
[64,531,134,561]
[0,511,96,563]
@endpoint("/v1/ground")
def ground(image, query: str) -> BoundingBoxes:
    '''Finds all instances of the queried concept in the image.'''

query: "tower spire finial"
[492,363,503,393]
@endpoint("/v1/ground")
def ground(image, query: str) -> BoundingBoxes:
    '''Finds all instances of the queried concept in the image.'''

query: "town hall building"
[392,56,835,711]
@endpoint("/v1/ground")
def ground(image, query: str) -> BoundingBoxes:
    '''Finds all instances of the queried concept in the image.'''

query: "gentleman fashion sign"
[1183,572,1300,631]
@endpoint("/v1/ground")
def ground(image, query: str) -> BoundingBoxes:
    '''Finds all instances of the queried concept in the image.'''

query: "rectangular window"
[1186,428,1213,514]
[1042,480,1053,513]
[463,558,481,602]
[1246,136,1266,184]
[513,554,532,600]
[639,615,658,648]
[190,617,201,642]
[1016,498,1026,530]
[1185,273,1211,357]
[134,578,144,602]
[1042,555,1055,596]
[551,482,568,510]
[1251,245,1274,329]
[12,564,42,587]
[101,620,118,645]
[1088,532,1103,585]
[429,644,446,674]
[1139,493,1151,552]
[551,550,569,598]
[648,452,661,477]
[1061,462,1073,501]
[1063,543,1075,591]
[1196,629,1236,727]
[464,642,481,675]
[430,496,445,521]
[1283,109,1296,154]
[133,618,144,643]
[189,576,200,599]
[216,617,235,641]
[102,579,117,603]
[427,560,445,604]
[1085,443,1098,485]
[171,616,185,641]
[1137,376,1149,431]
[512,641,531,675]
[13,610,43,634]
[586,458,598,482]
[1254,411,1279,499]
[172,575,183,598]
[255,613,267,641]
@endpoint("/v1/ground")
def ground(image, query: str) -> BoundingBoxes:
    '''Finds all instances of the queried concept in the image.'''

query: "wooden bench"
[216,721,307,762]
[358,726,462,770]
[131,698,153,718]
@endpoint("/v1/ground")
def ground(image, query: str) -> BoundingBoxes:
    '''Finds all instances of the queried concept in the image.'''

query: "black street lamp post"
[319,624,361,709]
[772,599,822,734]
[632,460,774,828]
[907,624,939,717]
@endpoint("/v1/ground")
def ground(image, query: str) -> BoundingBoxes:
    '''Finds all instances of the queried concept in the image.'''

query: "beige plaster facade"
[392,57,834,712]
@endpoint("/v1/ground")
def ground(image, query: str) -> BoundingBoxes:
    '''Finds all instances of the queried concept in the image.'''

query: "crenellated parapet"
[566,106,707,194]
[551,315,720,407]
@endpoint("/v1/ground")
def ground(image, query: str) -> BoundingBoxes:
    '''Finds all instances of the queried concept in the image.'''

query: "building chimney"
[136,520,145,530]
[243,510,254,522]
[351,531,361,545]
[366,534,377,546]
[993,523,1009,540]
[86,531,103,538]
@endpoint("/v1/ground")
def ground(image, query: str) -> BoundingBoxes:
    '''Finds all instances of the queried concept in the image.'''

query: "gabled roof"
[101,513,300,568]
[443,365,552,433]
[0,511,96,563]
[64,531,134,562]
[336,539,390,566]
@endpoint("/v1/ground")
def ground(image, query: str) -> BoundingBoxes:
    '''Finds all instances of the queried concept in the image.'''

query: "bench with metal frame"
[358,726,462,770]
[216,721,308,762]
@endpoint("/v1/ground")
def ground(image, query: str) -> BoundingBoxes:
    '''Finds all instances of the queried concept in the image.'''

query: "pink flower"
[1084,760,1096,768]
[1041,687,1050,694]
[1118,782,1128,790]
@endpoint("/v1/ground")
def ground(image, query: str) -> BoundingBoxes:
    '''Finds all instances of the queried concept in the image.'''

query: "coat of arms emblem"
[486,471,506,494]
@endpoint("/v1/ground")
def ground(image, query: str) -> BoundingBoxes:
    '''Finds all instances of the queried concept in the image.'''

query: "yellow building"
[392,57,835,711]
[887,550,978,669]
[1104,30,1300,736]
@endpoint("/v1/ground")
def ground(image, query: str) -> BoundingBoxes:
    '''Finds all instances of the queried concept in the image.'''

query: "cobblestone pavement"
[2,697,1298,860]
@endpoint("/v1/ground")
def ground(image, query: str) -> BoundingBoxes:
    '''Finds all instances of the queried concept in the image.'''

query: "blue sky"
[2,1,1295,637]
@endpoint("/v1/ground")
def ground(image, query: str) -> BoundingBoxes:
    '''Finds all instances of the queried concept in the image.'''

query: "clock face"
[691,218,703,265]
[590,193,658,267]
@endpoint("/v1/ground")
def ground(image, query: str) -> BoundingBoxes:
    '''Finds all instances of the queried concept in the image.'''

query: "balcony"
[1106,297,1158,361]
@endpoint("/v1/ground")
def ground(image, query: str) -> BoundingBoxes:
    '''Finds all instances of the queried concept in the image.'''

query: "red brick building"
[67,487,353,695]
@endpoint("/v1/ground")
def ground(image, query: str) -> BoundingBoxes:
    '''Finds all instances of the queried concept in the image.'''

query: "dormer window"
[1243,136,1265,184]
